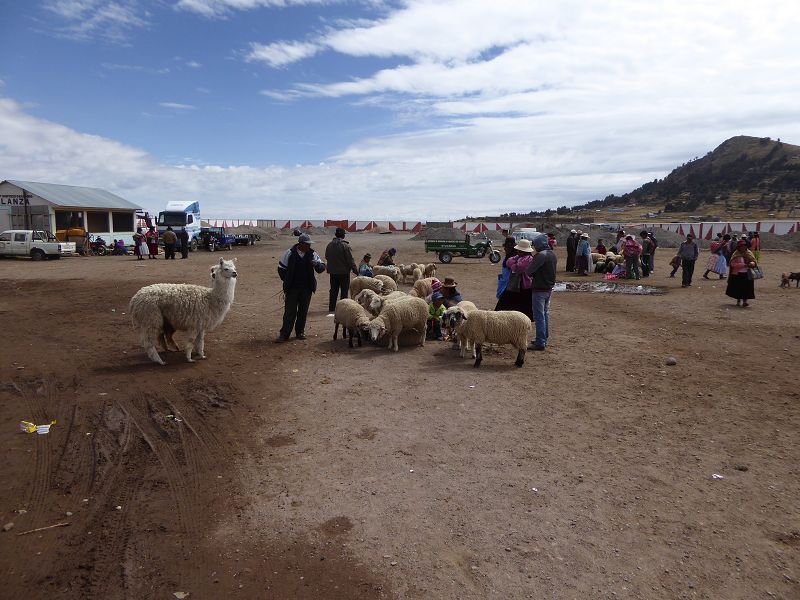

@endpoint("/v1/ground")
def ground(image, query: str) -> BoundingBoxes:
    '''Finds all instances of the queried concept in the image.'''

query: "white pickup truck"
[0,230,76,260]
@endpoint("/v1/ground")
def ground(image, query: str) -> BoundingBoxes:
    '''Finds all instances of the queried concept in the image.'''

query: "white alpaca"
[129,258,238,365]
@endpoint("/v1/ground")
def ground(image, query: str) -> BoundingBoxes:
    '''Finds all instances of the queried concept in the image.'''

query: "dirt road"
[0,234,798,599]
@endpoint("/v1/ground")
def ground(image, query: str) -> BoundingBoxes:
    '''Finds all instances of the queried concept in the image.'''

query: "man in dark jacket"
[179,227,190,259]
[525,234,557,351]
[276,234,325,342]
[162,226,177,260]
[324,227,357,313]
[678,234,699,288]
[565,229,577,272]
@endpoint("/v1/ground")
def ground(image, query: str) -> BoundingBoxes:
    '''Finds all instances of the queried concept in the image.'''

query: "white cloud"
[159,102,197,109]
[43,0,149,43]
[246,40,321,68]
[175,0,337,18]
[186,60,202,68]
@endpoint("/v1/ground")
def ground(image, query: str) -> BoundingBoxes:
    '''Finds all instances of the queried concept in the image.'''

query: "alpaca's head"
[211,258,237,281]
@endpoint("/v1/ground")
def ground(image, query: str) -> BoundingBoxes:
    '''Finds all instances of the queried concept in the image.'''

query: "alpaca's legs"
[195,331,206,359]
[184,329,196,362]
[141,328,166,365]
[165,330,180,351]
[145,345,166,365]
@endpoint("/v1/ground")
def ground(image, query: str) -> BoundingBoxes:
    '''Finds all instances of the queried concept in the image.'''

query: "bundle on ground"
[129,258,238,365]
[367,296,428,351]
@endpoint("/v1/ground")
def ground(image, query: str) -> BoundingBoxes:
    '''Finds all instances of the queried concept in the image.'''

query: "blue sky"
[1,1,800,220]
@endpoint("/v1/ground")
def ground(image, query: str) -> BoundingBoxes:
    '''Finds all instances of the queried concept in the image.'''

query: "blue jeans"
[531,291,551,348]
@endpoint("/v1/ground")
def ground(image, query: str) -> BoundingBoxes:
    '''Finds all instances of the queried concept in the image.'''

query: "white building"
[0,180,142,242]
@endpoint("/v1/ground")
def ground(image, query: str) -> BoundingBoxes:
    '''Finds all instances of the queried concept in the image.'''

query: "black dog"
[780,272,800,288]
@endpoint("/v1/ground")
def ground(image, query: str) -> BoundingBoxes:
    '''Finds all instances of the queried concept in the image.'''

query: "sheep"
[423,263,437,278]
[409,277,438,298]
[397,264,415,283]
[374,274,398,294]
[442,300,478,349]
[333,298,372,348]
[411,267,423,282]
[357,289,408,316]
[448,307,531,368]
[349,276,384,299]
[367,296,428,351]
[129,258,238,365]
[371,265,400,281]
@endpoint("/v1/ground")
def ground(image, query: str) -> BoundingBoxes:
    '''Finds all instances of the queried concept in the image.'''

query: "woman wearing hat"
[502,238,535,319]
[440,277,462,308]
[358,253,373,277]
[575,233,591,276]
[725,240,758,307]
[377,248,396,266]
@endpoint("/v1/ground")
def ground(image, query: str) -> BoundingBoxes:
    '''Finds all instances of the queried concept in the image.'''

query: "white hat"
[580,232,589,239]
[570,229,577,234]
[513,239,534,252]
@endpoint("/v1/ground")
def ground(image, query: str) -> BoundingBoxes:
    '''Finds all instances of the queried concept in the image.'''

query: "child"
[668,254,681,278]
[427,292,446,341]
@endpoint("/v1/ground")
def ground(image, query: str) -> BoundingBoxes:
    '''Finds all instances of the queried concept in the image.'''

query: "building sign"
[0,195,30,206]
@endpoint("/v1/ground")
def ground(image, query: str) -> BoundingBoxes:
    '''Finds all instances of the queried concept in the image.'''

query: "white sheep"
[442,300,477,350]
[374,274,398,294]
[449,307,531,368]
[371,265,400,281]
[367,296,428,351]
[357,289,408,315]
[129,258,237,365]
[349,276,384,299]
[423,263,437,278]
[409,277,438,298]
[333,298,372,348]
[411,267,423,283]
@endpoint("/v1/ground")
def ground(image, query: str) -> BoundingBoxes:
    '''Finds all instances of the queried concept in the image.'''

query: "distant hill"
[592,135,800,213]
[489,136,800,223]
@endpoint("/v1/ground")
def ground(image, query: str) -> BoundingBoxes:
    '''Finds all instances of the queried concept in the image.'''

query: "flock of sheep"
[127,258,532,368]
[335,263,532,368]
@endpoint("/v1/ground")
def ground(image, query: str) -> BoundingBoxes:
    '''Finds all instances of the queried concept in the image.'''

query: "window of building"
[55,210,84,230]
[112,212,134,232]
[86,211,109,232]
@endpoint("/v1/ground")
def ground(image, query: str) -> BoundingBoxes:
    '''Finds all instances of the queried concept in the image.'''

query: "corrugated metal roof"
[4,180,142,210]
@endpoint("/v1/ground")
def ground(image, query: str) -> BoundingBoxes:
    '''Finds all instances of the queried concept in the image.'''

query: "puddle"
[552,281,664,295]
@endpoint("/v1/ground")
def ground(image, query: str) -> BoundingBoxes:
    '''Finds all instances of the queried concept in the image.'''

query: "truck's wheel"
[190,239,198,251]
[208,241,216,252]
[31,249,46,261]
[489,251,501,264]
[249,237,255,246]
[438,251,453,264]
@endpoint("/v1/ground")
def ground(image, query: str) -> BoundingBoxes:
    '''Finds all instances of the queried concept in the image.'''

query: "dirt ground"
[0,234,798,600]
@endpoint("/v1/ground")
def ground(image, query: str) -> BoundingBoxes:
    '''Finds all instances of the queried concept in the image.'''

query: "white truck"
[0,230,76,260]
[157,201,201,251]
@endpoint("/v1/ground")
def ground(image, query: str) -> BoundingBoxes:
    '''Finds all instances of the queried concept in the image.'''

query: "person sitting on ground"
[595,239,607,255]
[424,279,443,303]
[358,253,374,277]
[440,277,462,308]
[377,248,396,266]
[427,292,446,341]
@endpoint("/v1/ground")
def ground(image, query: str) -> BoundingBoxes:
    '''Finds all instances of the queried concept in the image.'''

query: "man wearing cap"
[565,229,578,272]
[525,234,557,351]
[677,234,699,287]
[324,227,358,313]
[276,233,326,342]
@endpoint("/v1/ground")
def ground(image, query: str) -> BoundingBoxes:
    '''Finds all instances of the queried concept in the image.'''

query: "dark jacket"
[179,230,189,244]
[566,234,578,255]
[278,245,320,293]
[324,237,356,275]
[526,235,557,291]
[678,241,699,261]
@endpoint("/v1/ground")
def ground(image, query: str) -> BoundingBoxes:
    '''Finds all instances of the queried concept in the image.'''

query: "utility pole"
[22,189,31,229]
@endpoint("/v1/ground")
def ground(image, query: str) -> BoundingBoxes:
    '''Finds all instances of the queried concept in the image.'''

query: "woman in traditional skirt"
[502,239,535,319]
[496,237,531,316]
[145,226,158,259]
[133,227,146,261]
[725,240,757,307]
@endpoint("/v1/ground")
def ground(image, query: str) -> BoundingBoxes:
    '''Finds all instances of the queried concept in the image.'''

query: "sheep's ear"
[461,312,468,321]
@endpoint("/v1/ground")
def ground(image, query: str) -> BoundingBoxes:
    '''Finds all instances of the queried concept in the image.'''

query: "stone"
[3,522,14,532]
[665,357,678,366]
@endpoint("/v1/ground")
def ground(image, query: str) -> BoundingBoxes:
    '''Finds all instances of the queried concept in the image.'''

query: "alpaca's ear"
[232,257,238,263]
[219,258,224,266]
